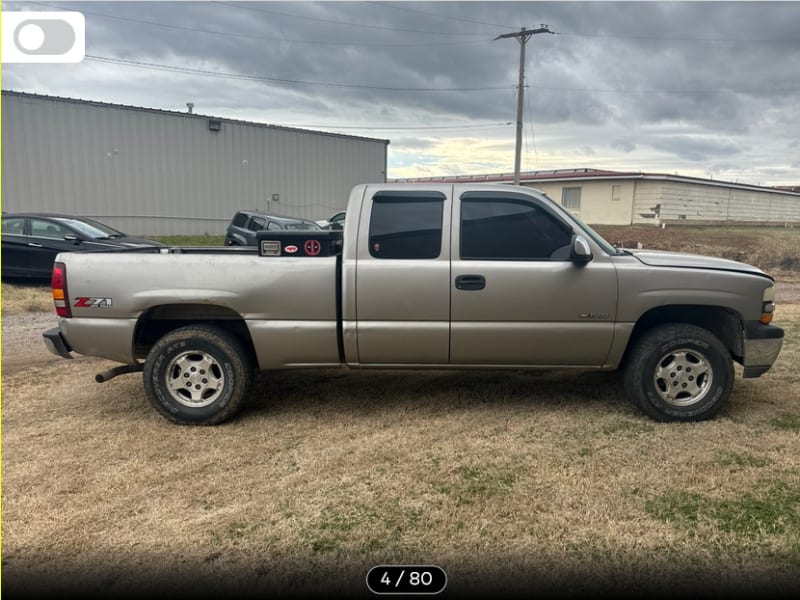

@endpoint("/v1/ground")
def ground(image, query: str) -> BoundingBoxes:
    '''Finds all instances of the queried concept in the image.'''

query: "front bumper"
[742,321,784,378]
[43,327,73,359]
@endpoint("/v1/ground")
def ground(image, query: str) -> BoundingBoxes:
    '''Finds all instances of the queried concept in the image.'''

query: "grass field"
[2,225,799,597]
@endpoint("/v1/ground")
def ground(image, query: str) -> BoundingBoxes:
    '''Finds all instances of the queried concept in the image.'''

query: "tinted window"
[369,196,443,259]
[247,217,266,232]
[31,218,71,239]
[2,217,25,235]
[461,197,572,260]
[232,212,248,227]
[285,222,319,231]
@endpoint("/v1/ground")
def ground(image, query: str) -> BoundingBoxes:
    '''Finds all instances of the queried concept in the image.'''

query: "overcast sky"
[3,1,800,185]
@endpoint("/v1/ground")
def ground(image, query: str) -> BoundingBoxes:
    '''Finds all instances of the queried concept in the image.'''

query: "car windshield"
[57,218,125,240]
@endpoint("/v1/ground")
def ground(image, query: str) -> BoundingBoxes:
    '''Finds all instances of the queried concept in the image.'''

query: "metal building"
[393,168,800,226]
[2,90,389,236]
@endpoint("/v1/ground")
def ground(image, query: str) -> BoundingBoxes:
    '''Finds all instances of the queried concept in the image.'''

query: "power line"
[494,26,554,184]
[527,83,800,95]
[24,1,489,47]
[82,54,800,95]
[556,31,799,44]
[83,55,513,92]
[524,87,540,170]
[281,122,513,131]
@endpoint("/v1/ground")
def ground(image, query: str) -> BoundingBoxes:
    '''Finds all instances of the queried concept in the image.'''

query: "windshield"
[56,218,125,239]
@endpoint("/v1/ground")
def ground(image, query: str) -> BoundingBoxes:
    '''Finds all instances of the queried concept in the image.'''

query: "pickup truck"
[43,183,784,425]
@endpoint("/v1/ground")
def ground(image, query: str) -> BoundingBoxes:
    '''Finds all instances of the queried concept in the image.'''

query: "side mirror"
[570,235,593,265]
[63,234,81,245]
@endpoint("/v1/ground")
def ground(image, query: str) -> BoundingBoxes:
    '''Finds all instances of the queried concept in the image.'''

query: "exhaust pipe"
[95,363,144,383]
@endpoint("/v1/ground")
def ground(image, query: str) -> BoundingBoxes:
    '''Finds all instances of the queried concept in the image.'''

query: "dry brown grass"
[594,224,800,278]
[2,304,799,597]
[1,282,53,315]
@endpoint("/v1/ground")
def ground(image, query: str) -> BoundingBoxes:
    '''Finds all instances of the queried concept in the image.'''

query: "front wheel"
[143,325,253,425]
[623,324,733,422]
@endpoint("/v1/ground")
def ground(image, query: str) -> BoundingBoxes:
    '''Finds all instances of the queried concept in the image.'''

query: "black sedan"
[1,213,165,280]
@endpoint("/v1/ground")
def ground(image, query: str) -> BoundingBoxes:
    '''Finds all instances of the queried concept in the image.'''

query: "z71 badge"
[74,297,113,308]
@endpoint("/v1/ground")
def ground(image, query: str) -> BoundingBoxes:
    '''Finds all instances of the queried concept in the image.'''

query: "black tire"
[143,325,253,425]
[623,323,733,422]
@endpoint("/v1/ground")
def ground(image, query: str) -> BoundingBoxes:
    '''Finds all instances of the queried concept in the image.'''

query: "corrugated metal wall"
[632,180,800,225]
[2,91,388,235]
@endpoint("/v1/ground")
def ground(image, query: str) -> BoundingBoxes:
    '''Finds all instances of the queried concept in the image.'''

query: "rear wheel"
[143,325,253,425]
[624,324,733,422]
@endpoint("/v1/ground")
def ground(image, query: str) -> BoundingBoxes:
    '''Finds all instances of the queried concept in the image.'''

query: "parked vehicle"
[43,183,784,426]
[224,210,321,246]
[1,213,164,280]
[315,210,346,230]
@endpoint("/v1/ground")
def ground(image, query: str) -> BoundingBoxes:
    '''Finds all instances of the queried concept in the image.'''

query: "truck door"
[354,187,452,364]
[449,188,618,366]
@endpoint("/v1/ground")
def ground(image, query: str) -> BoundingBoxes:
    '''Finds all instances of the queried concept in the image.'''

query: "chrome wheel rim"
[165,351,225,408]
[653,348,713,407]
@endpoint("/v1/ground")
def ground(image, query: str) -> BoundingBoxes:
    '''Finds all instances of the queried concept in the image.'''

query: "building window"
[369,194,443,259]
[562,187,582,210]
[612,184,621,202]
[461,196,572,261]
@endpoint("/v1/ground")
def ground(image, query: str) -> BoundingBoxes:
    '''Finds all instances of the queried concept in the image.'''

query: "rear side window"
[231,212,248,227]
[31,218,71,239]
[247,217,266,232]
[461,196,572,260]
[368,194,444,259]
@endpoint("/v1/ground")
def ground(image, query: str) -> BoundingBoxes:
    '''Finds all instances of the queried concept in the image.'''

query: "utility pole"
[494,25,553,184]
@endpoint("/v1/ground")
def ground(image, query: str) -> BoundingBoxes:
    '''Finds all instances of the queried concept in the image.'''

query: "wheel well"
[134,304,256,363]
[622,305,744,367]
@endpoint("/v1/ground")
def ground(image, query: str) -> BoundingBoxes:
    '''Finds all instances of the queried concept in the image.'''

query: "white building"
[2,90,389,235]
[393,168,800,226]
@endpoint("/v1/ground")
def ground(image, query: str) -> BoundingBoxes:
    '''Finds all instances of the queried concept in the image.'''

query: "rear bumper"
[742,321,784,378]
[43,327,73,359]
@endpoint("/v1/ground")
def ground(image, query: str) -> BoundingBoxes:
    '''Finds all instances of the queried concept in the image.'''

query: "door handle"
[27,242,43,248]
[455,274,486,291]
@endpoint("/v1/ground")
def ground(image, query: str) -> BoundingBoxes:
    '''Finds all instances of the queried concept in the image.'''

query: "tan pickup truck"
[43,183,784,425]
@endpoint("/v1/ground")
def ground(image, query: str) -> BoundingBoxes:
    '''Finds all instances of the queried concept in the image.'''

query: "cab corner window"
[461,196,572,260]
[368,195,444,259]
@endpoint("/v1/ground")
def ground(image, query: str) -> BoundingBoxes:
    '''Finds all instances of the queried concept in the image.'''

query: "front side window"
[368,194,444,259]
[461,196,572,260]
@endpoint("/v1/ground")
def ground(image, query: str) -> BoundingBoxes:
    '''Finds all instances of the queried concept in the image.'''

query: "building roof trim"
[391,167,800,197]
[2,89,390,145]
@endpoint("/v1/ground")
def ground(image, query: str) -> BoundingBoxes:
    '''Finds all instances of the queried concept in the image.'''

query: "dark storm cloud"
[650,135,742,162]
[3,1,799,182]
